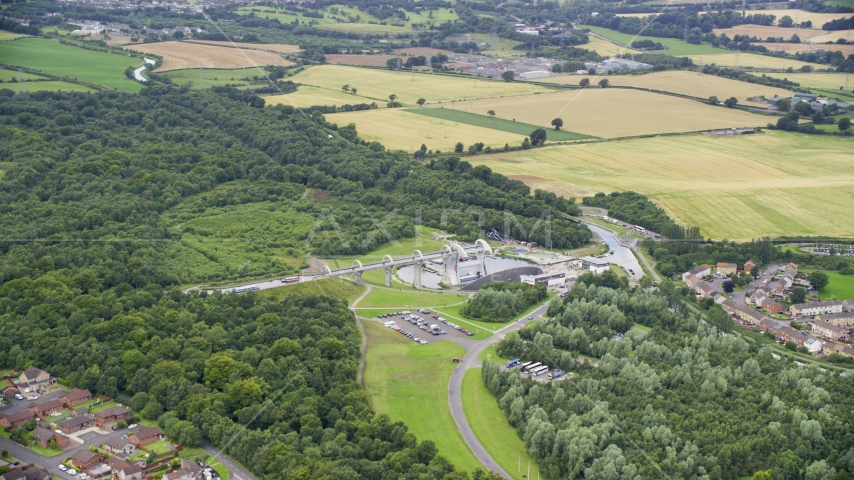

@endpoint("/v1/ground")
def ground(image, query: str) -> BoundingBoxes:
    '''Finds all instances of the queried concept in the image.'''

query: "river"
[584,223,645,279]
[133,58,157,82]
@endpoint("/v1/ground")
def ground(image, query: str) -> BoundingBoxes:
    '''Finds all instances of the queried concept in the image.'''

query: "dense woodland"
[460,281,548,322]
[490,281,854,479]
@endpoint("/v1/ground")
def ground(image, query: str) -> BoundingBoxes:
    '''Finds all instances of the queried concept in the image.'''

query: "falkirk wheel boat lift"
[319,240,493,289]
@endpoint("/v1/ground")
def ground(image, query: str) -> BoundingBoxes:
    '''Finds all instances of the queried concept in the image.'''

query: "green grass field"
[4,81,98,93]
[472,132,854,240]
[462,368,539,480]
[802,270,854,301]
[237,4,451,34]
[260,278,366,303]
[583,26,725,56]
[409,108,593,141]
[163,67,278,89]
[0,31,28,41]
[362,321,481,474]
[0,38,144,91]
[0,69,47,81]
[477,344,512,363]
[357,288,470,309]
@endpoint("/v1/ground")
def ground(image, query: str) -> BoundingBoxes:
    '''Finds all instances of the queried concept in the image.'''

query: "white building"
[519,70,551,80]
[790,300,843,317]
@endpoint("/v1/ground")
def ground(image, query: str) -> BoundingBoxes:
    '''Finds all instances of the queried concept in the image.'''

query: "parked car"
[14,394,23,400]
[67,470,77,476]
[79,474,89,480]
[128,423,138,429]
[58,466,67,472]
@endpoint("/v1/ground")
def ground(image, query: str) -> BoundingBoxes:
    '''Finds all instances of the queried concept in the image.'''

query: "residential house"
[2,386,18,397]
[776,326,811,347]
[816,311,854,326]
[0,409,36,428]
[758,317,783,334]
[18,367,55,392]
[61,388,92,408]
[94,406,132,425]
[70,450,105,471]
[781,271,795,289]
[682,264,711,282]
[711,292,726,304]
[811,320,848,340]
[843,299,854,312]
[29,399,65,419]
[128,426,162,447]
[763,300,783,315]
[743,259,756,273]
[753,289,769,307]
[721,299,765,324]
[785,262,798,274]
[0,468,52,480]
[103,438,136,456]
[59,415,97,433]
[763,281,785,294]
[791,300,844,317]
[110,460,143,480]
[31,426,69,449]
[822,342,854,357]
[163,460,204,480]
[804,337,824,354]
[716,262,737,276]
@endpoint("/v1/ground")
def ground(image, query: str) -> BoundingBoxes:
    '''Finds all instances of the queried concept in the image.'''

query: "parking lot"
[374,310,478,344]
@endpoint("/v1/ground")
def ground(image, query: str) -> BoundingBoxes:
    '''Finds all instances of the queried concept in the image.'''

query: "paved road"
[202,442,257,480]
[631,246,660,283]
[0,436,52,469]
[447,300,552,480]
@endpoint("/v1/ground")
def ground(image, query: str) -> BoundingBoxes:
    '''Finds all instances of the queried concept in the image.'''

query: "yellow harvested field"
[761,72,853,90]
[325,108,528,152]
[430,89,770,138]
[535,71,790,107]
[713,25,828,40]
[470,132,854,240]
[289,65,556,106]
[124,41,293,71]
[755,42,854,56]
[186,40,301,53]
[266,85,385,108]
[740,9,853,27]
[689,52,820,70]
[584,36,641,57]
[807,29,854,44]
[325,54,402,67]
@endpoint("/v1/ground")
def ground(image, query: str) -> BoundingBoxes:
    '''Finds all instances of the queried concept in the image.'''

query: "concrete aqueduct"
[320,240,493,288]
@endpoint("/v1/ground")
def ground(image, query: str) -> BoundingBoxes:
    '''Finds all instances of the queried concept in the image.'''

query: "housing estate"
[823,342,854,357]
[70,450,105,471]
[817,311,854,326]
[18,367,55,392]
[0,409,36,428]
[94,406,132,425]
[790,300,844,317]
[110,460,143,480]
[682,264,711,282]
[129,425,163,447]
[163,460,205,480]
[61,388,92,408]
[59,415,97,433]
[28,399,64,419]
[104,438,136,456]
[716,262,737,275]
[0,468,52,480]
[811,320,849,341]
[32,426,70,449]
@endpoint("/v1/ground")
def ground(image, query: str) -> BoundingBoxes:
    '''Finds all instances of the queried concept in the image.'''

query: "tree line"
[583,191,702,240]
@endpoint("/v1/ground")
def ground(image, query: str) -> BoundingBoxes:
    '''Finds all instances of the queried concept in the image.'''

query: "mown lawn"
[461,368,539,480]
[409,108,592,142]
[362,321,481,474]
[357,288,469,309]
[180,447,229,480]
[802,269,854,301]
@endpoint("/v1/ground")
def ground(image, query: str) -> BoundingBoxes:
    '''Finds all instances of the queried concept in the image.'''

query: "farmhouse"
[791,300,844,316]
[716,262,737,275]
[70,450,105,471]
[815,311,854,326]
[811,320,848,340]
[682,264,711,282]
[59,415,97,433]
[61,388,92,408]
[94,406,132,425]
[0,409,36,428]
[18,367,55,392]
[32,426,69,449]
[129,426,163,447]
[110,460,143,480]
[29,399,64,418]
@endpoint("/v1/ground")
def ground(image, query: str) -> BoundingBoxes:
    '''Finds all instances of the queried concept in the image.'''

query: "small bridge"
[320,240,493,288]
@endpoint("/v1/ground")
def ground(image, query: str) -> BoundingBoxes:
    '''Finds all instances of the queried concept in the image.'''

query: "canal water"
[584,223,645,279]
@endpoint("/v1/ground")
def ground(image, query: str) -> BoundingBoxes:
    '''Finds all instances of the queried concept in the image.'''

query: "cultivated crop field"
[163,67,269,89]
[584,36,641,57]
[325,108,529,152]
[538,70,791,107]
[409,108,592,141]
[12,81,97,93]
[0,69,47,81]
[713,25,828,41]
[807,29,854,44]
[470,132,854,240]
[0,38,144,91]
[0,31,27,41]
[441,88,770,138]
[755,42,854,56]
[187,40,301,53]
[583,26,724,55]
[324,54,403,67]
[267,85,385,108]
[688,52,822,70]
[289,65,554,106]
[362,321,482,474]
[762,72,853,90]
[739,9,853,26]
[125,41,293,71]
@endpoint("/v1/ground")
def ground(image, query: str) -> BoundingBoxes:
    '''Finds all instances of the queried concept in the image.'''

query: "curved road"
[447,300,552,480]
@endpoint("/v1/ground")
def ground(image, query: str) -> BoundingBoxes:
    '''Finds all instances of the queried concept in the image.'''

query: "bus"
[233,285,260,293]
[283,276,300,284]
[506,359,521,369]
[518,361,534,371]
[634,226,646,233]
[522,362,541,373]
[531,365,549,377]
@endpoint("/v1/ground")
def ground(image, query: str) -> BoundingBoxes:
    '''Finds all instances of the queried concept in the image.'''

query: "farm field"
[688,52,821,70]
[583,25,725,55]
[319,22,410,34]
[461,368,539,480]
[807,29,854,44]
[755,42,854,56]
[0,31,27,40]
[8,80,97,92]
[324,108,529,152]
[394,47,455,56]
[471,33,526,57]
[443,88,771,138]
[410,108,593,141]
[739,9,852,26]
[0,69,48,81]
[469,132,854,240]
[536,70,791,107]
[186,40,301,53]
[761,72,853,90]
[362,321,482,474]
[124,41,293,71]
[713,25,828,41]
[0,38,143,91]
[584,36,641,56]
[802,270,854,301]
[267,84,384,107]
[289,65,553,105]
[236,6,341,25]
[162,67,266,89]
[324,54,403,67]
